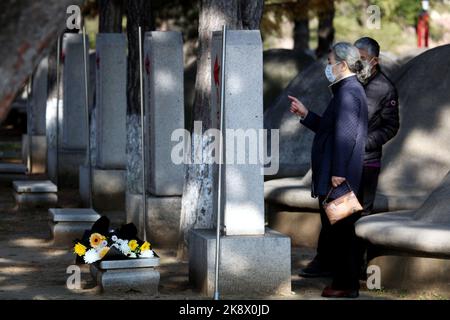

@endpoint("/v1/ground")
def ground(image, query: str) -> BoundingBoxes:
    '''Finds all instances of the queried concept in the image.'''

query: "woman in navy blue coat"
[289,42,368,298]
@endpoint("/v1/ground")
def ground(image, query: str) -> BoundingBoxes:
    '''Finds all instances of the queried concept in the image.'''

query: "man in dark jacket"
[299,37,400,278]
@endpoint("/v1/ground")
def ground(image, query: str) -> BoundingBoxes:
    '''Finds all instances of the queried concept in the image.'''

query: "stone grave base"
[267,202,321,248]
[47,148,85,188]
[188,228,291,297]
[49,208,100,246]
[0,163,27,174]
[367,250,450,295]
[22,134,47,174]
[79,165,126,211]
[126,192,181,248]
[90,257,160,294]
[13,180,58,208]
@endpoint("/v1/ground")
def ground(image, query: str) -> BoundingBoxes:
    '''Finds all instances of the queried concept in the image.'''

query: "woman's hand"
[288,95,308,118]
[331,176,346,188]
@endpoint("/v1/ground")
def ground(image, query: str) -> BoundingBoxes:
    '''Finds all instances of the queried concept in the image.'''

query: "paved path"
[0,175,446,300]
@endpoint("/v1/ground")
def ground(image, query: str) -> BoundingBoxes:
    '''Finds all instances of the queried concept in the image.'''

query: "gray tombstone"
[95,33,127,169]
[211,30,265,236]
[126,31,184,246]
[79,33,127,211]
[189,30,291,297]
[144,31,185,196]
[62,33,88,150]
[23,57,49,173]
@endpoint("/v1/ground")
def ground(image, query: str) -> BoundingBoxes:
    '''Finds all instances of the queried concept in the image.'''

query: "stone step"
[13,180,57,193]
[98,256,160,269]
[0,163,27,174]
[49,208,100,222]
[49,208,101,246]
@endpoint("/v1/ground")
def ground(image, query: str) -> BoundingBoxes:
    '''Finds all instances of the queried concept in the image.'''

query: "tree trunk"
[0,0,85,122]
[177,0,264,260]
[125,0,154,209]
[316,1,335,58]
[99,0,124,33]
[293,18,310,52]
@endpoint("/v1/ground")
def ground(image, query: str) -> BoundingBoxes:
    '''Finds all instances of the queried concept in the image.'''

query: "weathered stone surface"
[0,163,26,174]
[188,228,291,296]
[95,33,127,169]
[126,192,181,248]
[49,208,100,222]
[366,255,450,295]
[14,192,57,207]
[98,257,160,269]
[144,31,185,196]
[30,57,48,136]
[49,221,96,246]
[267,205,321,248]
[13,180,57,193]
[356,171,450,256]
[53,149,86,188]
[45,97,61,182]
[61,33,88,150]
[79,165,126,211]
[90,263,160,295]
[211,30,265,236]
[22,134,46,174]
[126,114,143,194]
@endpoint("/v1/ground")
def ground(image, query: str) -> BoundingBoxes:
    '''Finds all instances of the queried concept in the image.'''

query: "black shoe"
[298,258,332,278]
[321,286,359,298]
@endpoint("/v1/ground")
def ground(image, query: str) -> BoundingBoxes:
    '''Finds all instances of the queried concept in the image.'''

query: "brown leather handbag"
[322,181,363,225]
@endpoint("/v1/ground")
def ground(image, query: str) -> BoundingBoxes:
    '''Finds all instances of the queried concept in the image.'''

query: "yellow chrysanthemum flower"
[128,239,138,251]
[74,242,87,256]
[140,241,151,252]
[89,233,105,248]
[99,246,110,259]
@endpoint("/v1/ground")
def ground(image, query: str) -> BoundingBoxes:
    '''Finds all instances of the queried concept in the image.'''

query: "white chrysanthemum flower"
[119,240,131,255]
[140,250,155,258]
[84,248,100,264]
[111,235,118,242]
[111,243,119,249]
[128,252,137,258]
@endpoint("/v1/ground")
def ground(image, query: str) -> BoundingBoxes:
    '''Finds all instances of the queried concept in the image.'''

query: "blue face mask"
[325,62,341,83]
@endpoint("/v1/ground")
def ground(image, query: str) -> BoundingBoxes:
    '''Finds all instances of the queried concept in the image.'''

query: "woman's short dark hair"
[354,37,380,57]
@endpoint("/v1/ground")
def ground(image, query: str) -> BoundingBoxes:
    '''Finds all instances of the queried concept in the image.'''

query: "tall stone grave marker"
[188,30,291,296]
[126,31,184,247]
[79,33,127,211]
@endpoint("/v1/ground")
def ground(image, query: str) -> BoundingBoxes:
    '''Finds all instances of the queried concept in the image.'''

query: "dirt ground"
[0,173,447,301]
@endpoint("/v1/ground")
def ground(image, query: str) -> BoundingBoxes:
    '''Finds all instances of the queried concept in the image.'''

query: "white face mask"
[325,62,340,83]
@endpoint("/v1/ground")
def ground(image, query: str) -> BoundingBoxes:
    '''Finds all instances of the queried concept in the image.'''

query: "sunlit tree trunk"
[0,0,84,122]
[125,0,154,196]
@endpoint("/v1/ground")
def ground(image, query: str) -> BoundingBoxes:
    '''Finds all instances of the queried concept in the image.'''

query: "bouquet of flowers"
[73,216,156,264]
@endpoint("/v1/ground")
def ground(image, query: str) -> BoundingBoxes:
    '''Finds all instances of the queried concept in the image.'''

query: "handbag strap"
[323,180,353,205]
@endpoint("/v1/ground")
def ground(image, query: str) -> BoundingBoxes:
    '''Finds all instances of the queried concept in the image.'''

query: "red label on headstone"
[214,55,220,87]
[60,51,65,63]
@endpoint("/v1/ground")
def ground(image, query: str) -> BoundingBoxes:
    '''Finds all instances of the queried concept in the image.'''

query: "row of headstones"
[16,30,291,296]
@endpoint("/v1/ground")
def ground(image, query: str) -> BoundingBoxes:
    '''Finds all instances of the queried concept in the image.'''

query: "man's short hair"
[354,37,380,57]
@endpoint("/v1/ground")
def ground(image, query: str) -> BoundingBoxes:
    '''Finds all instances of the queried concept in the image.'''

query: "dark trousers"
[317,196,361,290]
[315,166,380,289]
